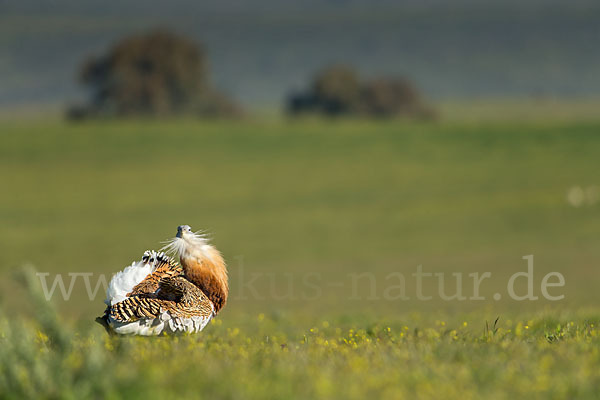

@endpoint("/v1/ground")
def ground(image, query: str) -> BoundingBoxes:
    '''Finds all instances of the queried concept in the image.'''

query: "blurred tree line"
[69,30,434,120]
[287,65,435,119]
[69,30,240,119]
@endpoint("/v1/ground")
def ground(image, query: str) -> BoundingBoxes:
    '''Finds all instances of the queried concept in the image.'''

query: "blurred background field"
[1,114,599,321]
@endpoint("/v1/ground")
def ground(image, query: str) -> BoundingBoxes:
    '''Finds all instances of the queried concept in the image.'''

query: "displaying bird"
[96,225,228,335]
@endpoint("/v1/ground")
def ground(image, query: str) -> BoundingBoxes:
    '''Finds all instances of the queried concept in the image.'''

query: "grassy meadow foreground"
[1,113,600,398]
[3,284,600,399]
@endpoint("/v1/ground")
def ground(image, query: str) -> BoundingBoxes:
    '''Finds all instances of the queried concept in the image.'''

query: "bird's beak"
[176,227,183,238]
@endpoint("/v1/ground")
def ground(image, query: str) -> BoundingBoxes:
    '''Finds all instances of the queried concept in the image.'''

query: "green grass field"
[1,115,600,398]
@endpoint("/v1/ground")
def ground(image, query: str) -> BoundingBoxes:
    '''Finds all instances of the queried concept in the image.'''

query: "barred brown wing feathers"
[110,297,171,322]
[127,253,182,297]
[168,296,214,319]
[155,276,214,318]
[109,283,214,322]
[109,296,213,322]
[153,276,187,301]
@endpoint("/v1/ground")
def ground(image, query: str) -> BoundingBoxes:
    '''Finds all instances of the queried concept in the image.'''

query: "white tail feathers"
[105,250,165,306]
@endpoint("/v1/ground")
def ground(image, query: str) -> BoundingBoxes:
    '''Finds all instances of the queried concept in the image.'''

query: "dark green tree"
[288,64,435,119]
[74,30,239,118]
[360,77,434,118]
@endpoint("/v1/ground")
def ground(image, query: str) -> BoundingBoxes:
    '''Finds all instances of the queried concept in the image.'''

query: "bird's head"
[176,225,193,239]
[162,224,207,259]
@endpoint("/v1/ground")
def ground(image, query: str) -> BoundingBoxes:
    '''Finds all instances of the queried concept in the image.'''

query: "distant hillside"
[0,0,599,109]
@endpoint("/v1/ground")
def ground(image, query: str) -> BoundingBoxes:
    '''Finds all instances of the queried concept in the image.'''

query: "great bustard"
[97,225,228,335]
